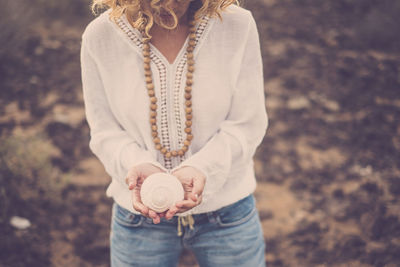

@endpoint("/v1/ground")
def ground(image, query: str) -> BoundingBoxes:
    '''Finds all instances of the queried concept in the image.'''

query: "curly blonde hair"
[91,0,238,39]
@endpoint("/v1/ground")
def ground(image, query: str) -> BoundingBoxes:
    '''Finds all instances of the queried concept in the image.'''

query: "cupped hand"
[125,163,166,224]
[165,166,206,220]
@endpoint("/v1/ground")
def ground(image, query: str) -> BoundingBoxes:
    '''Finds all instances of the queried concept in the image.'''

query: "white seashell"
[140,173,184,213]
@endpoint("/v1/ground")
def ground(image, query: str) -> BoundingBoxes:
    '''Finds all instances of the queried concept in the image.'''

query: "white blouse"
[80,5,268,215]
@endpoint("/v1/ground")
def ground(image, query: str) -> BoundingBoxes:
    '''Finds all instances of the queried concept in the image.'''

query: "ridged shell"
[140,173,184,213]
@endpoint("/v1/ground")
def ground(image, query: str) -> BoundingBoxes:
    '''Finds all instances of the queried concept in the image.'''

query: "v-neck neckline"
[149,35,190,66]
[113,11,213,68]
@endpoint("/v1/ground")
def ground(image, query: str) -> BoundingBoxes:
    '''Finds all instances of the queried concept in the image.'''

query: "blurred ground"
[0,0,399,266]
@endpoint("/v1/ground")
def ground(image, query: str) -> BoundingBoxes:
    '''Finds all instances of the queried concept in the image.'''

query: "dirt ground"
[1,0,399,266]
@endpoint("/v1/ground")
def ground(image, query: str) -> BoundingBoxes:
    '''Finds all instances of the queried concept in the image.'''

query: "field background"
[1,0,399,266]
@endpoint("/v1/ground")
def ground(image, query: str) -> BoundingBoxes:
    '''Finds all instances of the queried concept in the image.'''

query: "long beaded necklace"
[141,20,197,159]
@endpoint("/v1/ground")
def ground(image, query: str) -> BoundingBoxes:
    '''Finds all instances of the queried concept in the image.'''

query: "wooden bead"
[187,59,195,66]
[143,50,150,57]
[150,96,157,103]
[141,20,198,159]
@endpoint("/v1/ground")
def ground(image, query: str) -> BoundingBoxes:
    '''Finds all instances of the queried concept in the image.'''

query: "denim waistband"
[184,194,254,224]
[175,194,254,236]
[116,194,255,228]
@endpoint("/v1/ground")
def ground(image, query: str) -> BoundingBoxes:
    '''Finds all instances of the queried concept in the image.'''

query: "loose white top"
[80,5,268,215]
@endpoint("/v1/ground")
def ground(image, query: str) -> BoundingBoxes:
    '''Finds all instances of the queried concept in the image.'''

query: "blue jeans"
[110,194,266,267]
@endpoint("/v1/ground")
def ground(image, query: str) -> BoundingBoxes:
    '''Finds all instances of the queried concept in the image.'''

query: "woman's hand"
[165,166,206,219]
[125,163,166,224]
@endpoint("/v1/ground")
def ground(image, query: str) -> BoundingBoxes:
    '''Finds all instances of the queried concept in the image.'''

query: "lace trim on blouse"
[114,15,210,170]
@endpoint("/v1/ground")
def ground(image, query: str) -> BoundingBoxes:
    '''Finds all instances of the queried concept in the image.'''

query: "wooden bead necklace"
[141,20,197,159]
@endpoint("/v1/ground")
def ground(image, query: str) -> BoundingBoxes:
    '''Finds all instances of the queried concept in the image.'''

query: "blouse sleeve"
[80,34,167,186]
[171,13,268,199]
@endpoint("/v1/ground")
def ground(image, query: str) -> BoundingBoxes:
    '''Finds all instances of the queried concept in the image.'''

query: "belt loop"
[207,211,217,223]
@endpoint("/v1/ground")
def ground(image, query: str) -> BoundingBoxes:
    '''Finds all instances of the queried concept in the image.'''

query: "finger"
[190,192,198,202]
[133,202,149,217]
[126,171,139,190]
[165,206,179,220]
[195,194,203,205]
[175,207,192,214]
[132,192,148,215]
[191,177,205,201]
[175,197,202,213]
[176,199,197,210]
[149,210,160,224]
[148,210,157,219]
